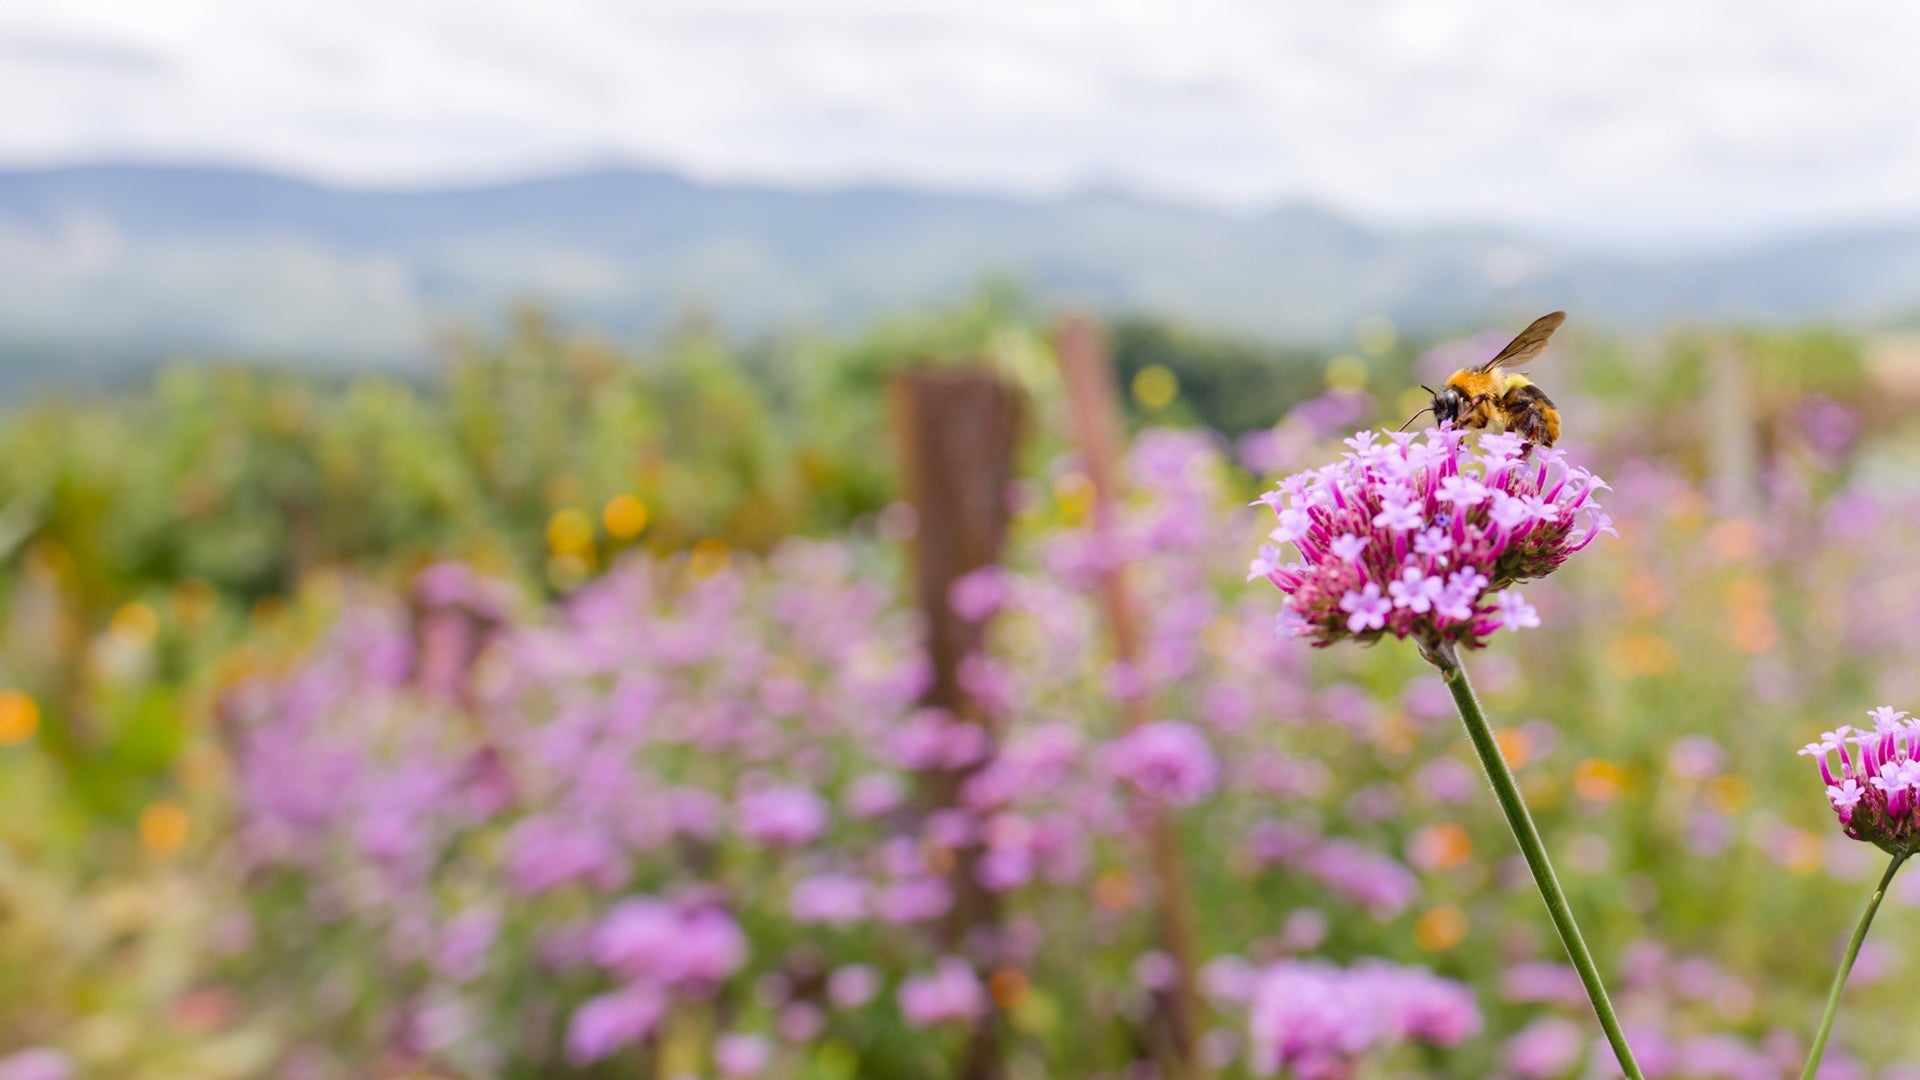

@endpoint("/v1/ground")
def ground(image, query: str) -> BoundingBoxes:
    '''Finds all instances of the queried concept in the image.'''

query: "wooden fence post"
[889,366,1025,1080]
[1056,315,1203,1078]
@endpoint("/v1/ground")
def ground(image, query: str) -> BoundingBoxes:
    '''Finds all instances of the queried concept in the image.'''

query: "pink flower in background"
[1108,721,1219,807]
[872,876,952,924]
[1251,427,1611,649]
[590,899,746,990]
[1357,959,1482,1044]
[1668,735,1727,781]
[778,1002,826,1042]
[678,907,751,985]
[886,709,990,771]
[1279,908,1330,952]
[898,957,987,1027]
[789,874,868,925]
[590,898,680,972]
[1199,955,1259,1004]
[963,723,1085,809]
[828,963,881,1008]
[504,816,625,895]
[1505,1017,1585,1079]
[976,842,1036,892]
[737,785,829,847]
[1246,958,1477,1078]
[843,772,905,818]
[664,787,726,841]
[1302,840,1419,918]
[220,433,1642,1076]
[0,1050,70,1080]
[1134,949,1179,991]
[435,904,501,983]
[565,986,667,1065]
[1798,394,1861,457]
[949,566,1011,620]
[715,1032,772,1076]
[1415,758,1478,804]
[924,808,978,849]
[1673,1034,1777,1078]
[1499,961,1589,1009]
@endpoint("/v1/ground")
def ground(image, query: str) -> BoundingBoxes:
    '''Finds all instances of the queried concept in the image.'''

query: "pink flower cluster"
[1106,720,1220,807]
[223,431,1499,1076]
[1801,706,1920,852]
[898,956,988,1026]
[1497,941,1820,1080]
[1244,958,1480,1078]
[1250,427,1612,648]
[569,897,749,1063]
[0,1049,70,1080]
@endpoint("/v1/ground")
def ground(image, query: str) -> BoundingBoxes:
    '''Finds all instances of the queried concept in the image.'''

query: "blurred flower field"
[2,300,1919,1079]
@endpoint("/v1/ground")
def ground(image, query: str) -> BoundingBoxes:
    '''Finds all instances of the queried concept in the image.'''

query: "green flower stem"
[1426,638,1644,1080]
[1800,850,1907,1080]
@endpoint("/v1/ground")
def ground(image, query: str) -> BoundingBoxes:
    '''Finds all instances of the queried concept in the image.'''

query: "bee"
[1406,311,1566,447]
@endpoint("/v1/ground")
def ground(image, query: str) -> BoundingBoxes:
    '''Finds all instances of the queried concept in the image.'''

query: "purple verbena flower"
[898,956,987,1027]
[828,963,881,1008]
[0,1050,71,1080]
[1302,839,1419,918]
[589,898,747,991]
[1339,583,1391,632]
[736,785,829,847]
[1505,1017,1586,1079]
[715,1032,773,1077]
[789,874,869,926]
[1107,721,1220,807]
[1801,706,1920,852]
[565,986,667,1065]
[1252,427,1610,649]
[1246,958,1477,1078]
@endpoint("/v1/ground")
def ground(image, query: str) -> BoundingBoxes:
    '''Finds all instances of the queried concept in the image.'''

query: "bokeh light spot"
[546,508,596,557]
[110,602,160,647]
[1325,354,1369,390]
[0,691,40,746]
[989,968,1029,1009]
[1131,365,1179,411]
[1573,759,1624,803]
[1414,906,1468,951]
[603,494,650,540]
[1408,823,1474,871]
[140,800,190,856]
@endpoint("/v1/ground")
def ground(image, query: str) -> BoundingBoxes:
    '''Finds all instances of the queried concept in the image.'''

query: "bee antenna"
[1397,406,1434,433]
[1419,384,1437,396]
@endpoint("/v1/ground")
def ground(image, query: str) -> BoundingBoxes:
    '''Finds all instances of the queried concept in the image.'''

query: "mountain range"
[5,163,1920,386]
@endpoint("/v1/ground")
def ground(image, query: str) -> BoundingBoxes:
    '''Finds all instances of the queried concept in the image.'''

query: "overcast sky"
[4,0,1919,248]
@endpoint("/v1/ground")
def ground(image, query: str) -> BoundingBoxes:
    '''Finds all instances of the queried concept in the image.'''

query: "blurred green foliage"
[1107,317,1333,436]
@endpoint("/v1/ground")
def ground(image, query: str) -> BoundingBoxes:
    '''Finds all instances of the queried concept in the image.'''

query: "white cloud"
[3,0,1919,245]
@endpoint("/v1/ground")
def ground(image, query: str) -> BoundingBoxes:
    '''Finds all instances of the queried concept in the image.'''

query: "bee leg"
[1512,410,1546,444]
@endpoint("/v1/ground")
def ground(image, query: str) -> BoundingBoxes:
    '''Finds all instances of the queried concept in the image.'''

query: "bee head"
[1428,384,1464,424]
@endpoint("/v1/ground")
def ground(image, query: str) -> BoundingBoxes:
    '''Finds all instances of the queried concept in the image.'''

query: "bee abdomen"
[1502,383,1561,446]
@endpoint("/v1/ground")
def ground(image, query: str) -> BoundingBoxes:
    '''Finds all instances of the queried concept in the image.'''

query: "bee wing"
[1478,311,1566,372]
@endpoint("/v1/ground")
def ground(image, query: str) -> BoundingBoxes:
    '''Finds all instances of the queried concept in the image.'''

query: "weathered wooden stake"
[1056,315,1203,1078]
[889,366,1025,1080]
